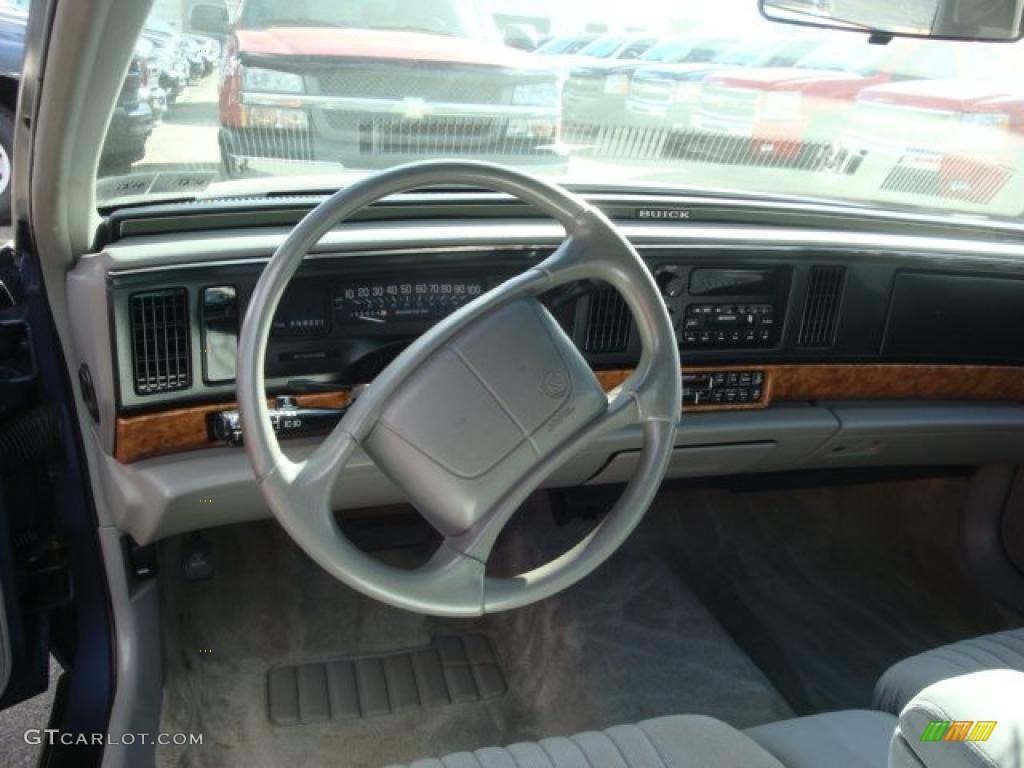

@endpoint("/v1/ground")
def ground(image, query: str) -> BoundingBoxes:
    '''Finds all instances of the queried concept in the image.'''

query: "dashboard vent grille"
[583,287,631,354]
[798,266,846,348]
[130,289,191,395]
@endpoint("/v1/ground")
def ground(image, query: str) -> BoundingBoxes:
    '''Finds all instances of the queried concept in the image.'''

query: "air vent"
[583,287,631,354]
[797,266,846,348]
[130,289,192,395]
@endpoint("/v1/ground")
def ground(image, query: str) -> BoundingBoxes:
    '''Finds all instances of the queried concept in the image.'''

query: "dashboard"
[65,199,1024,543]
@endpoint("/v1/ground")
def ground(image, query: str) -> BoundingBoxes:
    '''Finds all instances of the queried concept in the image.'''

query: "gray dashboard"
[66,213,1024,544]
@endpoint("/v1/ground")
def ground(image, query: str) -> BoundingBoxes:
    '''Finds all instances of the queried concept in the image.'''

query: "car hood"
[632,62,732,80]
[705,67,871,91]
[533,52,598,69]
[858,78,1024,112]
[569,58,641,77]
[234,26,535,69]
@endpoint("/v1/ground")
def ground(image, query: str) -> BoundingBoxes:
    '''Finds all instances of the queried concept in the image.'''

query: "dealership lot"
[131,74,221,174]
[108,58,1019,222]
[127,69,846,205]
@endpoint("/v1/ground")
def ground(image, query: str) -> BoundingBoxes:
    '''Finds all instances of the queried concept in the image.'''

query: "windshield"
[238,0,496,37]
[713,36,787,66]
[640,39,696,63]
[96,0,1024,220]
[577,36,628,58]
[536,36,573,54]
[795,39,890,72]
[536,35,597,54]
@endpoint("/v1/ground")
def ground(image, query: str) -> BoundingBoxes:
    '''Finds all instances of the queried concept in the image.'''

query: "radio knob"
[664,277,686,298]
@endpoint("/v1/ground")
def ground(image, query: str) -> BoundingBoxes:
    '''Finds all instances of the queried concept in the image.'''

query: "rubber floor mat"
[267,634,507,725]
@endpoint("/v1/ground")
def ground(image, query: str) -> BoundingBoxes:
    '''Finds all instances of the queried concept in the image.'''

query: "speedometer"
[333,279,486,325]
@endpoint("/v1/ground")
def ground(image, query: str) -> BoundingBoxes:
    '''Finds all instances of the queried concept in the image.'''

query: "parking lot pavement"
[136,73,221,171]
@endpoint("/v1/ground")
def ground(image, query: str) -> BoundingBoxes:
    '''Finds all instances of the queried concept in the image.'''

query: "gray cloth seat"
[387,715,789,768]
[746,710,898,768]
[873,628,1024,714]
[890,670,1024,768]
[386,711,900,768]
[390,661,1024,768]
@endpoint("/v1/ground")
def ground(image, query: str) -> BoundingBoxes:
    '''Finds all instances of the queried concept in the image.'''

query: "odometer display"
[333,279,485,325]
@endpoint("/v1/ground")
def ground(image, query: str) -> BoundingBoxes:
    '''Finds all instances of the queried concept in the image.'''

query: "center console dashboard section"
[683,370,766,406]
[657,266,788,350]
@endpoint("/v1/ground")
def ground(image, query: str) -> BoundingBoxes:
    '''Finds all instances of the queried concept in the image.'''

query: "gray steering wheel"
[237,160,680,617]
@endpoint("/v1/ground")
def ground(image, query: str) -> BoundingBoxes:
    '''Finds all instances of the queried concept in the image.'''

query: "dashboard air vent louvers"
[797,266,846,348]
[583,287,631,354]
[130,288,192,395]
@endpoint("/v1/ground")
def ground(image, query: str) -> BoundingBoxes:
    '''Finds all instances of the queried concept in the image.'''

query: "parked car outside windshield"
[93,0,1024,221]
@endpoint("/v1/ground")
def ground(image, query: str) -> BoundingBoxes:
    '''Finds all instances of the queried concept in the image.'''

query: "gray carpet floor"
[656,475,1023,714]
[155,495,792,768]
[155,474,1022,767]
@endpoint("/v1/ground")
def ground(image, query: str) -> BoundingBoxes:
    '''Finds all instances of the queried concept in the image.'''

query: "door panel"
[0,263,55,709]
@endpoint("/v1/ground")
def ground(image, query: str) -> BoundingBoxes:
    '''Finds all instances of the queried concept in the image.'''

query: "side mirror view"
[504,24,539,51]
[761,0,1024,40]
[189,2,229,35]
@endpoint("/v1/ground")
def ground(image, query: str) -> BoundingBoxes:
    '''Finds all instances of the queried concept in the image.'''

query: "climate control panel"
[682,370,766,407]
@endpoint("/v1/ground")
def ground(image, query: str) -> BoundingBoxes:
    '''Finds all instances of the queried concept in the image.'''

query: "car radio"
[658,265,789,350]
[680,303,775,347]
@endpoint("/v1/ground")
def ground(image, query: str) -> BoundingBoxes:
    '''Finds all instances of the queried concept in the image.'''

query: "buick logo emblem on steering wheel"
[542,370,569,399]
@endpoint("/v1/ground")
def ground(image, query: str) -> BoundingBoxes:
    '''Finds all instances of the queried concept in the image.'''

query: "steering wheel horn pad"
[236,160,680,616]
[364,298,607,539]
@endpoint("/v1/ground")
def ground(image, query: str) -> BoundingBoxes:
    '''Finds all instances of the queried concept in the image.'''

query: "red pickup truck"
[192,0,564,177]
[689,39,994,167]
[831,78,1024,215]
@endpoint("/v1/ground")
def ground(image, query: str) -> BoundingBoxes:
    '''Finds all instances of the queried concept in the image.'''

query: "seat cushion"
[387,714,787,768]
[890,669,1024,768]
[874,628,1024,714]
[745,710,896,768]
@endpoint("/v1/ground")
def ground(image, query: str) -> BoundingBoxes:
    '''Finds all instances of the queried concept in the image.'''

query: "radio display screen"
[333,279,485,325]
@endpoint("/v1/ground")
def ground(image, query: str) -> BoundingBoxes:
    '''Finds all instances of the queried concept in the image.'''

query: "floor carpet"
[155,473,1022,767]
[155,495,792,768]
[655,474,1023,714]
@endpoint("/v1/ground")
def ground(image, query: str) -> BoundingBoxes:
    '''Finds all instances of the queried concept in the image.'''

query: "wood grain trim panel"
[599,364,1024,412]
[767,364,1024,402]
[114,391,352,464]
[114,364,1024,463]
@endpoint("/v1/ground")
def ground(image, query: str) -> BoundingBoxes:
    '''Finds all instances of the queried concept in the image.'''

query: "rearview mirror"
[761,0,1024,40]
[189,2,229,35]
